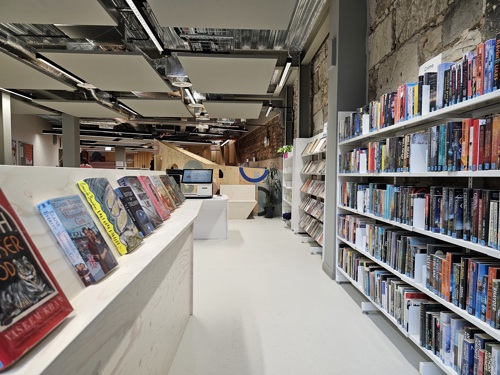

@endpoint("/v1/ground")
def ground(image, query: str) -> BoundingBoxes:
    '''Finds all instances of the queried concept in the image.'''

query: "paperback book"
[38,195,119,284]
[0,189,73,371]
[77,178,143,254]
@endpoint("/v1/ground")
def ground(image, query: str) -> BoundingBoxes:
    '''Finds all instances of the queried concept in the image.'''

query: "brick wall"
[368,0,500,100]
[237,114,283,162]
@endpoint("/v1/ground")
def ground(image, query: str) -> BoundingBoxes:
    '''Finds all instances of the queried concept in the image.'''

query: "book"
[148,175,176,212]
[159,175,183,207]
[117,176,163,228]
[114,186,155,238]
[77,178,143,255]
[137,176,171,221]
[38,195,119,281]
[0,188,73,370]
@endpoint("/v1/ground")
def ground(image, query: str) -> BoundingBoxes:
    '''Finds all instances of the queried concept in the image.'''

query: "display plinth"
[0,166,201,375]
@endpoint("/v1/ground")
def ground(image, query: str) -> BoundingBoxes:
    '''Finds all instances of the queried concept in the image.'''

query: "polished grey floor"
[169,217,426,375]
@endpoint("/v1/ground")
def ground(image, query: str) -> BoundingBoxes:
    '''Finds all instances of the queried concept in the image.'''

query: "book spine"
[494,32,500,89]
[479,120,486,171]
[462,119,470,170]
[485,117,493,170]
[477,43,485,97]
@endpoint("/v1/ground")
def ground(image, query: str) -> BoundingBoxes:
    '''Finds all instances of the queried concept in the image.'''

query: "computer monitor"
[166,169,183,185]
[180,169,213,198]
[181,169,213,184]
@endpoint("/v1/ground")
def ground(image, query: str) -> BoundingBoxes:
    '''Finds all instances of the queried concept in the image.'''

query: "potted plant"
[277,145,293,159]
[264,162,282,218]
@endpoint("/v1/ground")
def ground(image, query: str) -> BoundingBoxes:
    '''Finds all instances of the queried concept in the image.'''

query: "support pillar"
[62,114,80,168]
[115,146,126,169]
[0,92,12,165]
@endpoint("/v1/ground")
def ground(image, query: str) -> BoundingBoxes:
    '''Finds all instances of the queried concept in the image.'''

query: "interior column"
[62,113,80,168]
[115,146,126,168]
[0,92,12,165]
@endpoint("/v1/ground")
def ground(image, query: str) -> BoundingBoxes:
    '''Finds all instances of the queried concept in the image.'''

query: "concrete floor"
[168,216,427,375]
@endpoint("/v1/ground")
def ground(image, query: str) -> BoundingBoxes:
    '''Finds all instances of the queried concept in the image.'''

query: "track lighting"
[278,56,292,87]
[221,139,230,147]
[265,105,273,117]
[0,88,32,101]
[184,89,196,104]
[125,0,164,53]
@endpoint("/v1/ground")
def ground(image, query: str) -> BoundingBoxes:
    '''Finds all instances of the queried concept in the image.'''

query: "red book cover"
[476,43,485,96]
[0,188,73,371]
[137,176,171,221]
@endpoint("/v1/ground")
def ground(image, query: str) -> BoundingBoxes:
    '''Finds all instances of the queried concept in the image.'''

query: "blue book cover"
[484,38,496,94]
[38,195,119,285]
[475,263,495,319]
[437,124,447,172]
[462,338,475,375]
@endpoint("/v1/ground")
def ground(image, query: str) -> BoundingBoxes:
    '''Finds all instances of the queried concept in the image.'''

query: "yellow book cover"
[77,178,143,255]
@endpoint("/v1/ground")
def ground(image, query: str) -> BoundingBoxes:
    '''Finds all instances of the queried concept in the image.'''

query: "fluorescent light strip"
[184,89,196,104]
[125,0,164,53]
[265,106,272,117]
[221,139,230,147]
[118,103,140,116]
[0,88,32,101]
[37,57,84,84]
[278,59,292,87]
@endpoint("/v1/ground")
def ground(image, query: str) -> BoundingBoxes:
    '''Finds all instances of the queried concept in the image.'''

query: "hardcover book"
[77,178,143,254]
[38,195,119,282]
[0,189,73,371]
[148,175,176,212]
[117,176,163,228]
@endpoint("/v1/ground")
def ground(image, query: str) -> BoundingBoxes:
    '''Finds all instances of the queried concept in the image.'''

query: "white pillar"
[0,92,12,165]
[62,113,80,168]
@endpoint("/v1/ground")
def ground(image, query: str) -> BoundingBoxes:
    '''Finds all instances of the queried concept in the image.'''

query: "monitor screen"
[181,169,213,184]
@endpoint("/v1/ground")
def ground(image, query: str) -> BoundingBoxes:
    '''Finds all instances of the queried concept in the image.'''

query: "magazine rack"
[0,165,201,374]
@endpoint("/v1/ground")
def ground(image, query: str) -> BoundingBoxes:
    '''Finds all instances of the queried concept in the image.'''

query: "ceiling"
[0,0,329,151]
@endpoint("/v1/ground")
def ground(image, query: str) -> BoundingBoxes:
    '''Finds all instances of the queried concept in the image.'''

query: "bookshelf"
[298,133,327,250]
[282,150,293,228]
[335,85,500,373]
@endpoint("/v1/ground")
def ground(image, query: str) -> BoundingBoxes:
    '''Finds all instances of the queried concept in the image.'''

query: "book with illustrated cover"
[117,176,163,228]
[137,176,171,221]
[77,178,143,254]
[148,175,176,212]
[159,175,182,207]
[114,186,155,238]
[38,195,119,284]
[0,189,73,371]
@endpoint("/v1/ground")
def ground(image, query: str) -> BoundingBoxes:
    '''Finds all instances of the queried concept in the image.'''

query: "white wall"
[11,114,59,167]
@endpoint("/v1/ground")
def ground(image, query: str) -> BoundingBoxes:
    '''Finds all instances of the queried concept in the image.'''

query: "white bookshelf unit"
[298,133,327,252]
[282,149,294,228]
[335,89,500,375]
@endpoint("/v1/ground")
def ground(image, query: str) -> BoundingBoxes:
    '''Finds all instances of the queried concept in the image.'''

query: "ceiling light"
[125,0,164,53]
[118,103,140,116]
[184,89,196,105]
[165,140,212,146]
[221,139,230,147]
[265,105,273,117]
[37,56,84,84]
[278,56,292,87]
[0,88,32,101]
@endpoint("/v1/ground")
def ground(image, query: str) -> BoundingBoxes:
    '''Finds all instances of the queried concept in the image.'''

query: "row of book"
[299,214,323,246]
[299,196,324,223]
[301,137,327,156]
[339,246,500,375]
[300,159,326,175]
[0,173,186,371]
[39,174,186,287]
[341,182,500,250]
[338,218,500,328]
[300,179,325,199]
[339,33,500,142]
[339,116,500,174]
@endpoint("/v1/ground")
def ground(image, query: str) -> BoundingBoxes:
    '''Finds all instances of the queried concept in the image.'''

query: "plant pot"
[264,207,274,218]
